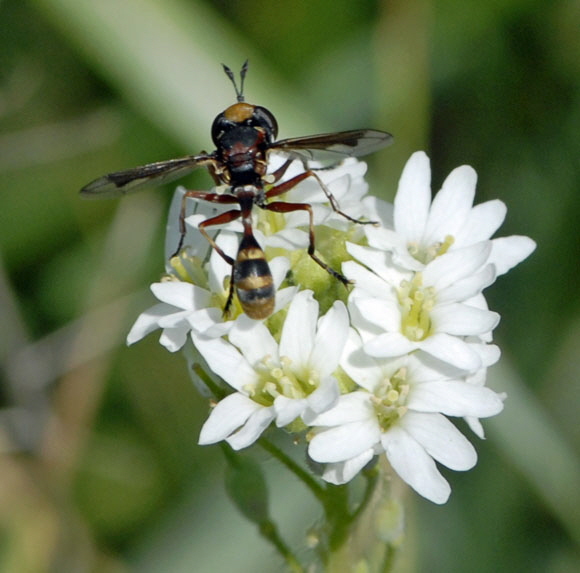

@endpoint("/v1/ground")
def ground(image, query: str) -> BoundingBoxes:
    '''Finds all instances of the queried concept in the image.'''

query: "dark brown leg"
[264,158,294,185]
[196,209,245,316]
[264,169,377,226]
[262,201,351,286]
[196,208,243,265]
[172,190,239,257]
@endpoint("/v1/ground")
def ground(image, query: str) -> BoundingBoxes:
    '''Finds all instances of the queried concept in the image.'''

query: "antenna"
[222,60,249,102]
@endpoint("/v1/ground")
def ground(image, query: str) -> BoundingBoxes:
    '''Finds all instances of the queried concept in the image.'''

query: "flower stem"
[220,443,307,572]
[258,436,326,503]
[323,483,351,551]
[259,519,306,573]
[348,466,379,525]
[379,543,397,573]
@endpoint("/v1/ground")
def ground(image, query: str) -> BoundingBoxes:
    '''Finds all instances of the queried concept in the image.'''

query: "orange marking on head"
[223,102,255,123]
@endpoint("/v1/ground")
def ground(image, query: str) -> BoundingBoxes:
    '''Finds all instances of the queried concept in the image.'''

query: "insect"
[81,61,393,319]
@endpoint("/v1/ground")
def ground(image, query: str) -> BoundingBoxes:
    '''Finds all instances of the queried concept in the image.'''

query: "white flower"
[266,156,373,247]
[127,231,296,349]
[126,279,215,352]
[344,241,500,371]
[196,290,349,450]
[184,156,374,254]
[365,151,536,274]
[307,331,505,504]
[460,341,502,438]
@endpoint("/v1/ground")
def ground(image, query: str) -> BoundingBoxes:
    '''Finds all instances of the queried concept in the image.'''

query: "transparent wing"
[80,154,215,198]
[269,129,393,163]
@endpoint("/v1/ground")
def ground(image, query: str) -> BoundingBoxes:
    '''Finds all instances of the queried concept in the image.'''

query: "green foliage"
[1,0,579,571]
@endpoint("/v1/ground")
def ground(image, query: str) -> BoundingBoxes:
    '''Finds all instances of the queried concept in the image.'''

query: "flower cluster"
[128,151,535,504]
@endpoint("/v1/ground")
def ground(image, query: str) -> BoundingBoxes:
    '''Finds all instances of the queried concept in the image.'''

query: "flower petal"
[340,330,385,392]
[126,303,175,345]
[362,229,424,272]
[198,393,260,444]
[409,381,505,417]
[274,396,306,427]
[423,165,476,245]
[351,296,402,333]
[151,281,201,310]
[489,236,536,276]
[159,323,189,352]
[343,260,395,298]
[188,308,232,337]
[320,449,375,484]
[309,301,349,377]
[192,334,256,390]
[226,406,275,450]
[362,195,394,228]
[346,244,411,284]
[436,265,496,304]
[309,418,381,463]
[207,232,239,292]
[394,151,432,243]
[423,242,492,291]
[364,332,417,358]
[401,412,477,471]
[229,317,279,367]
[455,199,506,245]
[279,290,318,368]
[431,304,500,336]
[464,416,485,439]
[418,334,482,371]
[273,286,299,313]
[303,376,340,419]
[270,256,291,287]
[381,426,451,504]
[265,228,309,250]
[308,392,374,426]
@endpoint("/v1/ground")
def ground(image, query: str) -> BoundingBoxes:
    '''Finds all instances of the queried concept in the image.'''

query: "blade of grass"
[488,359,580,548]
[31,0,317,149]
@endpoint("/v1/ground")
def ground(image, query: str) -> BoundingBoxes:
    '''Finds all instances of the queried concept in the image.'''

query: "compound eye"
[251,106,278,142]
[211,113,232,146]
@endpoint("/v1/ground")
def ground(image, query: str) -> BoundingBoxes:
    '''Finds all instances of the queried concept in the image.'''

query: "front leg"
[195,208,244,318]
[172,189,239,257]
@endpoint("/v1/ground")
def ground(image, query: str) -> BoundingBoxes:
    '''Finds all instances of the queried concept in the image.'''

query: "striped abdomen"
[233,234,275,319]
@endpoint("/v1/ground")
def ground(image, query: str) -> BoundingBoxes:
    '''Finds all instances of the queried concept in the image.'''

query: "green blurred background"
[1,0,579,571]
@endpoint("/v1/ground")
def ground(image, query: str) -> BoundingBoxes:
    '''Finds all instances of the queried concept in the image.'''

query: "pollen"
[249,354,319,406]
[397,273,435,341]
[372,368,410,432]
[408,234,455,264]
[271,367,284,380]
[167,251,208,287]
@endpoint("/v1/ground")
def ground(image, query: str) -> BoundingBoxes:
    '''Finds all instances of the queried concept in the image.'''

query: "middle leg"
[261,200,351,286]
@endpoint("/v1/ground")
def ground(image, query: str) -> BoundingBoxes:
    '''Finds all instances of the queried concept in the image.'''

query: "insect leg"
[263,158,294,185]
[261,201,351,287]
[196,208,243,317]
[265,169,377,225]
[172,190,238,257]
[205,159,225,186]
[196,208,242,265]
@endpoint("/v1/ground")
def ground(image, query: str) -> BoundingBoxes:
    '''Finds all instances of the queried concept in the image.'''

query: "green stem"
[259,519,306,573]
[258,437,326,503]
[220,444,307,572]
[380,543,397,573]
[191,362,226,399]
[324,483,351,552]
[348,466,379,525]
